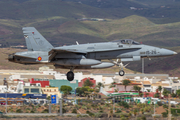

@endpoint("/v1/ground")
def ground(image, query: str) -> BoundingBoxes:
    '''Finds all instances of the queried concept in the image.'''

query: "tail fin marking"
[22,27,54,51]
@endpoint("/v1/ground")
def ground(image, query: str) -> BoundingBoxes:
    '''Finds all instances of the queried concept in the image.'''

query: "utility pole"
[5,90,7,114]
[49,100,51,113]
[142,58,144,74]
[113,96,115,114]
[154,101,155,115]
[168,94,171,120]
[60,98,62,116]
[75,88,77,104]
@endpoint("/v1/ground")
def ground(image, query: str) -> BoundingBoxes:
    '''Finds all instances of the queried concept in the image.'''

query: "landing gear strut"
[66,67,75,81]
[109,59,129,77]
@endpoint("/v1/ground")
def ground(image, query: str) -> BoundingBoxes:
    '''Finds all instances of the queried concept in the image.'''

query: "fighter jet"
[8,27,177,81]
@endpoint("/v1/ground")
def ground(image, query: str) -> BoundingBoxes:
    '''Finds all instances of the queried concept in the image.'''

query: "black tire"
[119,70,125,76]
[67,71,74,81]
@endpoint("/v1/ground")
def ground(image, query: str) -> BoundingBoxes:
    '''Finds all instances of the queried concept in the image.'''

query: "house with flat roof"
[41,87,61,98]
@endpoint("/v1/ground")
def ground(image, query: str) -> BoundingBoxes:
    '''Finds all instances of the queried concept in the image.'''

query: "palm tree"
[122,79,131,92]
[133,85,141,97]
[158,86,162,99]
[109,82,116,88]
[96,82,104,89]
[95,82,104,92]
[109,82,116,92]
[137,87,141,97]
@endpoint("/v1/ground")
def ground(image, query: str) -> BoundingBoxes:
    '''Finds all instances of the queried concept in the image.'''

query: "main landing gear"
[109,59,129,76]
[67,67,75,81]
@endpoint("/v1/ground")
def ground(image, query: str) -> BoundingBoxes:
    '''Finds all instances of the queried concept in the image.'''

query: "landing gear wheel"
[119,70,125,76]
[67,71,74,81]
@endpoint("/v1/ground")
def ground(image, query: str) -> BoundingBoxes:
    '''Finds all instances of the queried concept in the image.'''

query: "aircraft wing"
[48,48,87,61]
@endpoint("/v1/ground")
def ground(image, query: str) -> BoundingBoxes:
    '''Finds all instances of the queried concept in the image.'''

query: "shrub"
[163,104,168,109]
[139,93,143,97]
[77,114,81,118]
[94,113,102,118]
[154,93,160,98]
[116,108,121,113]
[41,109,49,113]
[105,103,110,107]
[30,110,35,113]
[72,109,77,114]
[141,115,146,120]
[136,117,141,120]
[16,109,22,113]
[58,108,66,113]
[144,106,150,112]
[171,108,180,115]
[157,101,163,106]
[171,104,176,107]
[82,105,87,110]
[118,101,129,109]
[86,110,94,117]
[120,117,128,120]
[91,104,95,107]
[162,112,168,117]
[98,106,103,110]
[171,93,177,98]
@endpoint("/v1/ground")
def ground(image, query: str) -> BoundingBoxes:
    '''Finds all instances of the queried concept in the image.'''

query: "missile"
[91,62,115,69]
[54,62,115,69]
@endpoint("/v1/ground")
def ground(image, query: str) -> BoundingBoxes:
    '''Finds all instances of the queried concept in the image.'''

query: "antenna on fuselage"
[76,41,79,45]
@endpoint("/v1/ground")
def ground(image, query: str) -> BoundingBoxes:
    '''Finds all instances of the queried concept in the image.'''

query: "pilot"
[121,40,125,44]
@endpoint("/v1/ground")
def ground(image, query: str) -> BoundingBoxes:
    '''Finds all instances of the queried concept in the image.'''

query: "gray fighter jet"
[8,27,177,81]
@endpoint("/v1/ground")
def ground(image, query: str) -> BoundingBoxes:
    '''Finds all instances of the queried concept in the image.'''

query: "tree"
[176,89,180,98]
[162,89,170,98]
[60,85,72,98]
[76,86,94,97]
[109,82,116,88]
[171,93,177,98]
[147,89,150,92]
[154,93,160,98]
[122,79,131,92]
[76,87,83,96]
[137,87,141,96]
[133,85,141,96]
[84,79,94,87]
[96,82,104,90]
[47,96,51,100]
[109,82,116,92]
[133,85,138,92]
[158,86,162,99]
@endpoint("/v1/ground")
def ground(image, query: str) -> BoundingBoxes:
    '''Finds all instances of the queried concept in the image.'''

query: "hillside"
[0,0,179,46]
[0,0,180,76]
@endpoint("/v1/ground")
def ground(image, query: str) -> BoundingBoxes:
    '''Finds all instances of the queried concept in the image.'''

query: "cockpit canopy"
[112,39,140,45]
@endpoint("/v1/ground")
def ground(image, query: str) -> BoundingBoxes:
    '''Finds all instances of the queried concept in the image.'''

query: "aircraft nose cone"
[160,49,177,56]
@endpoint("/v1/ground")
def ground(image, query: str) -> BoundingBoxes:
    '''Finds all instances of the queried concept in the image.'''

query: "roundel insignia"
[38,56,42,61]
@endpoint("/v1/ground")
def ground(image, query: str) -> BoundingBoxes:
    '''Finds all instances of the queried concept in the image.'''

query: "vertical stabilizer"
[22,27,54,51]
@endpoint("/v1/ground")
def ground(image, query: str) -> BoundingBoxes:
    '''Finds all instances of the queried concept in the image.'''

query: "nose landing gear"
[66,67,75,81]
[119,70,125,76]
[109,59,129,76]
